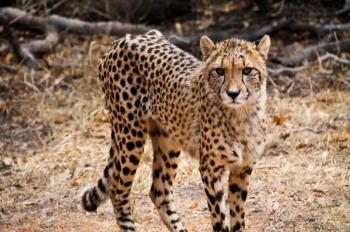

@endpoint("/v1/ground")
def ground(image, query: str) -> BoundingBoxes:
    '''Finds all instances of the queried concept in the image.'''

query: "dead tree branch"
[168,17,291,47]
[0,7,151,36]
[270,39,350,67]
[0,13,40,69]
[23,26,59,55]
[0,7,152,68]
[169,18,350,55]
[268,52,350,76]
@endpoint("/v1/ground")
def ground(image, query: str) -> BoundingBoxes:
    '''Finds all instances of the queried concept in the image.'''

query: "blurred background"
[0,1,349,231]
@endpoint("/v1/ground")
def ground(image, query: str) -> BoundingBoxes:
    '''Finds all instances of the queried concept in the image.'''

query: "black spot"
[215,190,223,201]
[98,179,106,193]
[126,142,135,151]
[130,87,137,96]
[170,218,180,224]
[154,168,161,178]
[116,160,121,171]
[114,73,120,81]
[127,113,134,121]
[215,204,220,214]
[213,222,222,231]
[135,141,143,148]
[166,209,176,215]
[120,106,125,114]
[169,151,180,158]
[122,92,129,101]
[135,99,141,107]
[235,205,240,213]
[109,147,114,158]
[120,79,126,87]
[218,145,225,151]
[232,222,241,231]
[220,212,225,220]
[90,188,99,207]
[124,181,132,187]
[129,155,139,165]
[121,156,126,164]
[241,190,248,201]
[122,167,130,175]
[119,225,135,231]
[229,184,241,193]
[127,76,133,84]
[103,165,109,178]
[118,216,133,223]
[205,190,215,205]
[230,209,236,217]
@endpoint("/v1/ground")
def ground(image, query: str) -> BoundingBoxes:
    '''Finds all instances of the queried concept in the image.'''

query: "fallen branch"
[23,25,59,55]
[169,17,350,48]
[0,7,151,36]
[0,7,152,68]
[168,17,291,47]
[0,13,40,69]
[268,65,308,76]
[269,52,350,76]
[270,39,350,67]
[291,127,323,134]
[0,63,18,73]
[317,52,349,65]
[336,1,350,15]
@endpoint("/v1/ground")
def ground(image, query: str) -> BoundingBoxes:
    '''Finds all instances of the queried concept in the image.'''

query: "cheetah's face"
[200,35,270,108]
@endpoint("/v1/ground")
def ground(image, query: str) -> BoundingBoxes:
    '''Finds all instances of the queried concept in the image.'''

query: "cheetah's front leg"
[200,155,229,232]
[228,166,252,231]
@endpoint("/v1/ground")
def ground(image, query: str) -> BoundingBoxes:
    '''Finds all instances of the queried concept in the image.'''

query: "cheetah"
[82,30,270,232]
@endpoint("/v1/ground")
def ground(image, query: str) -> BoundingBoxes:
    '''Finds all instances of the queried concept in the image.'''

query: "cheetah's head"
[200,35,270,109]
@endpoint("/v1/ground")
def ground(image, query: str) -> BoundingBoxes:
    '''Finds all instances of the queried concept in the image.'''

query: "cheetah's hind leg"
[148,120,188,232]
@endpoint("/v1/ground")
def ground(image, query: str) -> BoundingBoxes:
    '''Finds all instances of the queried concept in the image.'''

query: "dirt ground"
[0,35,350,232]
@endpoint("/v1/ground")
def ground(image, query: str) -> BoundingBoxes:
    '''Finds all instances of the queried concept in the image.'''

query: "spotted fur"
[81,29,270,232]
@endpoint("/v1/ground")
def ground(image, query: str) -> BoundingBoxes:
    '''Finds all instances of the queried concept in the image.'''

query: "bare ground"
[0,36,349,232]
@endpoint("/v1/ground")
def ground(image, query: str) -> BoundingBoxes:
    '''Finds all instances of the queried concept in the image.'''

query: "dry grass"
[0,36,349,232]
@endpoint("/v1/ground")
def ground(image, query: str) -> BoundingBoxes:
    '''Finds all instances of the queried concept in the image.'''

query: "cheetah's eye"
[242,67,252,75]
[215,68,225,76]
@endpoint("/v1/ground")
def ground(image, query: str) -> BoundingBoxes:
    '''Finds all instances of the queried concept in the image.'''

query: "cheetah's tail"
[81,162,112,212]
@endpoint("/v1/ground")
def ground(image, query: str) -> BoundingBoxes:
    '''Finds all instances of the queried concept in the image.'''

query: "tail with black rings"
[81,160,113,212]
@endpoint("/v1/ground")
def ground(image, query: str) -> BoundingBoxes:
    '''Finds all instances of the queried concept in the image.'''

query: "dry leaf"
[189,202,199,210]
[332,134,348,142]
[4,53,13,63]
[54,114,71,124]
[345,124,350,134]
[296,143,308,149]
[272,114,286,125]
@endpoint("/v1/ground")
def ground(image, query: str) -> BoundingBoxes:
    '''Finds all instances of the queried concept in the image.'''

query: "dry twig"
[269,52,349,77]
[270,39,350,67]
[0,13,40,69]
[0,7,151,68]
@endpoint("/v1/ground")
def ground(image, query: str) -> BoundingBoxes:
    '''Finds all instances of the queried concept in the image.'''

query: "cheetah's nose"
[227,90,240,100]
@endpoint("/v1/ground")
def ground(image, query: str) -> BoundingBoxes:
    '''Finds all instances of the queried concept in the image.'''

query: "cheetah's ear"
[257,35,270,60]
[200,36,216,61]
